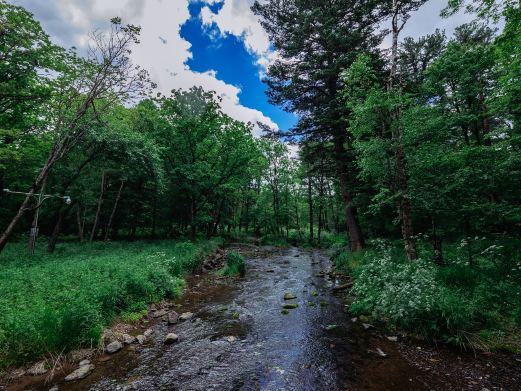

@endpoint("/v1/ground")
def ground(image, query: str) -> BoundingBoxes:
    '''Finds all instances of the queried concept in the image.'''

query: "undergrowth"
[331,237,521,352]
[0,238,222,369]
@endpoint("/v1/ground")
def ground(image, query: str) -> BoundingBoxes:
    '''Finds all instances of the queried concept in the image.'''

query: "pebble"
[123,334,136,344]
[180,312,194,321]
[164,333,179,344]
[64,363,95,381]
[27,361,47,376]
[105,341,123,354]
[167,311,179,325]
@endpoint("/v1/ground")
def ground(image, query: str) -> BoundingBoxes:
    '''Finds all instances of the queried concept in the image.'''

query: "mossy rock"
[284,293,297,300]
[307,301,315,306]
[319,301,329,307]
[231,312,240,319]
[282,303,299,310]
[311,291,319,297]
[359,315,370,322]
[281,309,290,315]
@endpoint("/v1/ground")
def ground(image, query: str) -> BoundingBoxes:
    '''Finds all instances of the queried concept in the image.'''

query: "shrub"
[219,251,245,276]
[346,238,521,349]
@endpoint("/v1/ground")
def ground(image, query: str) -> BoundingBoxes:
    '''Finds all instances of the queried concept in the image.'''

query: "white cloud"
[11,0,278,134]
[199,0,277,74]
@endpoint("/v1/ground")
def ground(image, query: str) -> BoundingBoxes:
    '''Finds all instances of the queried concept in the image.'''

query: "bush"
[346,238,521,349]
[219,251,245,276]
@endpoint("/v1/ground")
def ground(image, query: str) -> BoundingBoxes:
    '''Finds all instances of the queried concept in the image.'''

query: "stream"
[8,245,520,391]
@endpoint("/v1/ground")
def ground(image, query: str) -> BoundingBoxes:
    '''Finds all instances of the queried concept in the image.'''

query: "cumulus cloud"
[11,0,278,133]
[200,0,276,74]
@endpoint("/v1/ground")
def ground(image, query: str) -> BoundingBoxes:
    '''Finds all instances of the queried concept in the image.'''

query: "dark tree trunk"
[0,148,57,252]
[190,197,196,239]
[151,181,157,238]
[317,175,324,244]
[47,201,77,253]
[105,180,124,241]
[333,137,364,251]
[308,174,314,244]
[77,204,85,242]
[90,170,106,242]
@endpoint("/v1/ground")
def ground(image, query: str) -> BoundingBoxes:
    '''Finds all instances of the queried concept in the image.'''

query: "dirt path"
[6,245,521,390]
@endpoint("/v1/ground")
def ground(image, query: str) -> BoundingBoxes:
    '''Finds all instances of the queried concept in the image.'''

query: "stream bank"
[4,245,520,390]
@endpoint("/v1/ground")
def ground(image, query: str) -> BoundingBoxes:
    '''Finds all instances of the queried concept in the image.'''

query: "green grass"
[0,238,222,369]
[219,251,245,276]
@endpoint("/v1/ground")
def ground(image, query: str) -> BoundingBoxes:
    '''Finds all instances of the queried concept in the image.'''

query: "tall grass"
[219,251,246,276]
[0,238,222,369]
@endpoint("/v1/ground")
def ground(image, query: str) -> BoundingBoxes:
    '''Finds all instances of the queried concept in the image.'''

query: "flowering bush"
[351,248,439,327]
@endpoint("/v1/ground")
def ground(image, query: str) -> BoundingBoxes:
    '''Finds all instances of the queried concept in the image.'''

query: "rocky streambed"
[4,245,521,391]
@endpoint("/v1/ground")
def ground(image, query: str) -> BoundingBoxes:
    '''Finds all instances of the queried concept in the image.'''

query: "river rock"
[152,309,168,318]
[123,333,136,344]
[180,312,193,321]
[79,359,91,367]
[68,348,95,362]
[164,333,179,344]
[143,328,154,338]
[136,335,146,344]
[27,361,47,376]
[283,293,297,300]
[105,341,123,354]
[49,386,59,391]
[167,311,179,325]
[387,336,398,342]
[64,364,94,381]
[226,336,237,342]
[362,323,373,330]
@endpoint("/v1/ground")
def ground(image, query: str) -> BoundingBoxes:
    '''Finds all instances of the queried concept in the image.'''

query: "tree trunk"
[333,137,364,251]
[0,151,56,253]
[47,201,76,253]
[105,180,124,241]
[395,143,418,261]
[151,181,157,238]
[190,197,196,239]
[317,175,324,244]
[77,204,85,242]
[90,170,106,242]
[308,174,314,244]
[389,1,417,261]
[431,216,443,265]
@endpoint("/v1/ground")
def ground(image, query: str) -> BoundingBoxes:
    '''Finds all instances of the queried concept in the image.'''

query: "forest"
[1,0,520,387]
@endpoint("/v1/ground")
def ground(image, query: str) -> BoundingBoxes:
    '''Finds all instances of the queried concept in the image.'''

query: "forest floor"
[3,244,521,391]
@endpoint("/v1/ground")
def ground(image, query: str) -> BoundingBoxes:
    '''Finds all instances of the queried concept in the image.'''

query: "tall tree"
[252,0,384,251]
